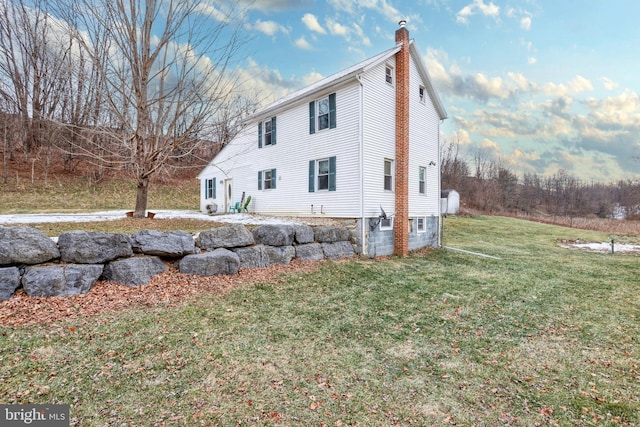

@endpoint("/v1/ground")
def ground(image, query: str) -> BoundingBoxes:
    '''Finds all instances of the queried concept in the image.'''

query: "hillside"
[0,154,202,214]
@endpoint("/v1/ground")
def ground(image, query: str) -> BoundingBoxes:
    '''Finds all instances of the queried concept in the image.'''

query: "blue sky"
[229,0,640,183]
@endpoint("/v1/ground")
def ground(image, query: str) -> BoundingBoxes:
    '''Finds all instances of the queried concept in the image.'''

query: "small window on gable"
[419,85,425,103]
[258,117,276,148]
[384,159,393,191]
[419,166,426,194]
[385,65,393,85]
[205,178,216,199]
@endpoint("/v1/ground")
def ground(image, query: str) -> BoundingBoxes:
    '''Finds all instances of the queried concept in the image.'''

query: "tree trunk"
[133,177,149,218]
[2,125,7,184]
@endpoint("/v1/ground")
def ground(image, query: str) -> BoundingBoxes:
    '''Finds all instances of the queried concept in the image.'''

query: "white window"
[417,217,426,233]
[318,97,330,131]
[317,159,329,190]
[258,169,276,190]
[264,120,273,146]
[384,159,393,191]
[309,94,336,133]
[205,178,216,199]
[419,167,426,194]
[380,217,393,231]
[309,157,336,192]
[258,117,276,148]
[419,85,425,103]
[385,65,393,85]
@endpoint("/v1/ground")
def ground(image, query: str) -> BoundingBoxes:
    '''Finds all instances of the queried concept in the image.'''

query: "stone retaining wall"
[0,224,355,301]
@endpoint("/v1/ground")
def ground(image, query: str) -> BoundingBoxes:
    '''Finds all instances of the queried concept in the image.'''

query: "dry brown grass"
[458,208,640,240]
[510,213,640,238]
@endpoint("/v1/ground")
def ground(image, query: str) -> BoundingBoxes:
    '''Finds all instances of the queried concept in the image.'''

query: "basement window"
[380,217,393,231]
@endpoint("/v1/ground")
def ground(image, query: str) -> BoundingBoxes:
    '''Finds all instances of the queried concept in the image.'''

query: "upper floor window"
[419,86,426,103]
[258,168,276,190]
[309,93,336,134]
[384,159,394,191]
[205,178,216,199]
[258,117,276,148]
[385,65,394,85]
[419,166,426,194]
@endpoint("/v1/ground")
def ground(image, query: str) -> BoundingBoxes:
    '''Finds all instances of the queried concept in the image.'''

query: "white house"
[198,21,447,256]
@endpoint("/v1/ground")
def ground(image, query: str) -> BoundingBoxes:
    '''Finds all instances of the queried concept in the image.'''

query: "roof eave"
[249,71,362,123]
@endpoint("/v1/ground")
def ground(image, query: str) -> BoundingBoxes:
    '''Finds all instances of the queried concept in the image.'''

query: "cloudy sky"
[230,0,639,183]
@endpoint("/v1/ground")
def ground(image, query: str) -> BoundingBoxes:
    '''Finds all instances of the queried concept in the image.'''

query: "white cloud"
[601,77,619,91]
[508,72,535,91]
[480,138,500,151]
[470,73,510,100]
[236,59,298,105]
[586,90,639,116]
[326,18,350,37]
[247,19,289,36]
[328,0,402,23]
[194,3,232,23]
[301,13,326,34]
[456,0,500,24]
[569,75,593,93]
[301,71,324,86]
[295,36,312,50]
[452,128,473,146]
[352,22,371,46]
[527,56,537,65]
[520,16,531,30]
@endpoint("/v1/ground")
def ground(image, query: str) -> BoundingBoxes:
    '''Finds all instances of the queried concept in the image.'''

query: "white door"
[224,179,233,212]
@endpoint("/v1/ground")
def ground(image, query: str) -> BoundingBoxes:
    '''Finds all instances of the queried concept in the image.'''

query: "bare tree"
[440,134,469,192]
[0,0,77,158]
[53,0,248,216]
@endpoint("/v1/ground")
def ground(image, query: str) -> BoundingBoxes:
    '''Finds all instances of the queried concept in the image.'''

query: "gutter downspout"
[438,119,443,247]
[357,73,367,256]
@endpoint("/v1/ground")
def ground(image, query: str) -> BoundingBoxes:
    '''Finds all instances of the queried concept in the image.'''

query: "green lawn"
[1,216,638,426]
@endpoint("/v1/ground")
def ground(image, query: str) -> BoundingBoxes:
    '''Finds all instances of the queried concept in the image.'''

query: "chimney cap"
[399,19,407,28]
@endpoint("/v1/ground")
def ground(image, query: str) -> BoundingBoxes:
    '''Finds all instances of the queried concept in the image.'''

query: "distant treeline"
[441,142,640,220]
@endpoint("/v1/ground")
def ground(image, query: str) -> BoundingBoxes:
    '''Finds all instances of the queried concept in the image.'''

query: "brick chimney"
[394,20,410,257]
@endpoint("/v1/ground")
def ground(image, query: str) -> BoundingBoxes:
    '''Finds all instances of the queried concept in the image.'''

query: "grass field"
[1,215,639,426]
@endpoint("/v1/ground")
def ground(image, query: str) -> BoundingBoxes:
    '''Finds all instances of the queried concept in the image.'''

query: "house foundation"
[336,216,440,257]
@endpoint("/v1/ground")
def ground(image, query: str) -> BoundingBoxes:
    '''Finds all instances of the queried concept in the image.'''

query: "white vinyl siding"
[199,45,443,222]
[408,54,440,217]
[201,81,361,216]
[361,58,397,217]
